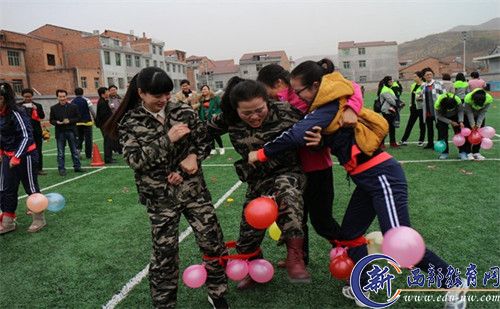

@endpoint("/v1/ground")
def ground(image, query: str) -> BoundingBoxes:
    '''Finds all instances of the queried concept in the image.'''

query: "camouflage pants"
[146,195,228,308]
[236,172,305,255]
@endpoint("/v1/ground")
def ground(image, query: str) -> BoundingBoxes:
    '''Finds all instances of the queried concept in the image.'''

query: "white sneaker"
[210,149,217,155]
[467,153,475,161]
[417,141,425,147]
[342,285,370,307]
[444,280,468,309]
[473,153,485,161]
[219,147,225,155]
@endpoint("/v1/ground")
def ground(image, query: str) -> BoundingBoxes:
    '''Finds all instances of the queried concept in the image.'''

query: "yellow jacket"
[309,72,388,156]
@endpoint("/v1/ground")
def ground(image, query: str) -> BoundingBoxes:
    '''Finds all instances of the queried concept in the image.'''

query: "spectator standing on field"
[72,87,94,159]
[174,79,198,110]
[49,89,83,176]
[95,87,116,164]
[18,88,46,175]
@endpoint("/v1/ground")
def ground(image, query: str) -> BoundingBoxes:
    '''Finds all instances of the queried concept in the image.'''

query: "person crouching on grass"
[104,67,229,309]
[0,82,46,234]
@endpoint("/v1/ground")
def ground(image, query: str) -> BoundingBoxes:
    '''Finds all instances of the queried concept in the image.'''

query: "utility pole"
[461,31,468,75]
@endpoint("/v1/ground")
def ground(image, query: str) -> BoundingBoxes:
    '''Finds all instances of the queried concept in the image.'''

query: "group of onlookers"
[378,70,491,160]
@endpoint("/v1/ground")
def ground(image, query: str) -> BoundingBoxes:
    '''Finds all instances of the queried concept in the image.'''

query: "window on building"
[166,63,170,72]
[152,46,156,54]
[343,61,351,69]
[182,66,185,74]
[159,47,162,54]
[104,51,111,65]
[7,50,20,66]
[107,77,114,86]
[359,60,366,68]
[81,77,88,89]
[153,60,157,67]
[94,77,100,89]
[160,62,164,69]
[127,76,132,83]
[173,64,176,72]
[126,55,132,67]
[341,49,350,56]
[243,70,248,75]
[115,53,121,66]
[12,79,23,93]
[145,59,150,67]
[215,81,224,89]
[359,76,367,83]
[113,39,120,46]
[47,54,56,66]
[358,48,366,55]
[134,56,140,67]
[256,63,263,71]
[118,78,125,89]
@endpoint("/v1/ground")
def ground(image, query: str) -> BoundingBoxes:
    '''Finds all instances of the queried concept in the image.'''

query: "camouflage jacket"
[118,102,211,207]
[206,101,303,184]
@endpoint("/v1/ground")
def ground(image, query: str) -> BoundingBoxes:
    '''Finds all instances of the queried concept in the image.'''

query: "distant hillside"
[448,17,500,32]
[398,30,500,67]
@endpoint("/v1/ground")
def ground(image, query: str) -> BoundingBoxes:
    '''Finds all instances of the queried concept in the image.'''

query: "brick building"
[399,57,472,80]
[0,31,28,93]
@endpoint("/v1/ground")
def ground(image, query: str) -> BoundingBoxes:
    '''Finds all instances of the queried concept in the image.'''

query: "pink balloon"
[381,226,425,268]
[248,259,274,283]
[329,247,347,261]
[460,127,471,137]
[226,260,249,281]
[452,134,466,147]
[481,138,493,150]
[479,126,496,139]
[182,264,207,288]
[26,193,48,213]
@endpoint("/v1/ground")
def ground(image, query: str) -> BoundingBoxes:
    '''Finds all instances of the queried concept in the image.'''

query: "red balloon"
[244,197,278,229]
[468,130,482,145]
[329,254,355,280]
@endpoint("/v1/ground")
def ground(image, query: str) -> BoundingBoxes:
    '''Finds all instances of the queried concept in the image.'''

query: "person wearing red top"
[257,61,363,265]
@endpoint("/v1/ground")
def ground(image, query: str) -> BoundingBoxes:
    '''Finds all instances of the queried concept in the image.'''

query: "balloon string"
[203,241,262,266]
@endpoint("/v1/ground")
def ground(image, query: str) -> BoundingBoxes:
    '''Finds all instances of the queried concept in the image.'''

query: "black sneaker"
[74,168,85,173]
[207,295,229,309]
[59,170,67,176]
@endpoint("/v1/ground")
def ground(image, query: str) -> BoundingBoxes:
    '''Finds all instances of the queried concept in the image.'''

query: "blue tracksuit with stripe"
[0,107,40,214]
[262,102,450,284]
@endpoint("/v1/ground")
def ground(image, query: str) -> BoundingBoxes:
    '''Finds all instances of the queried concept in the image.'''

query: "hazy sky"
[1,0,499,61]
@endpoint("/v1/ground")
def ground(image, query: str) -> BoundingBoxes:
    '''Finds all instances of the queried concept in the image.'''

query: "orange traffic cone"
[91,143,105,166]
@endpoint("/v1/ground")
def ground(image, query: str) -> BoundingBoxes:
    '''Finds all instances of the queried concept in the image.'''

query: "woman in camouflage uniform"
[105,67,229,309]
[206,78,310,289]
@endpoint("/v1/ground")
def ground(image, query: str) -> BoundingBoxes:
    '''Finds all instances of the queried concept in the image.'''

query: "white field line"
[42,137,104,153]
[102,180,243,309]
[18,168,107,200]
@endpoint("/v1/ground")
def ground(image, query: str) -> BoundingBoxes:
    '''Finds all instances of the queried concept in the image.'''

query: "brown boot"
[237,275,257,290]
[0,215,16,235]
[285,238,311,283]
[28,212,46,233]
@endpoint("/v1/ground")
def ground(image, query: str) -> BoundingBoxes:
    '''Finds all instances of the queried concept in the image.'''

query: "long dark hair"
[104,67,174,139]
[290,58,335,88]
[0,82,21,112]
[377,76,393,96]
[220,76,246,126]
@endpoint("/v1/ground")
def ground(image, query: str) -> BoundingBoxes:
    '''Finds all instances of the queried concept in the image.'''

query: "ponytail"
[290,58,334,87]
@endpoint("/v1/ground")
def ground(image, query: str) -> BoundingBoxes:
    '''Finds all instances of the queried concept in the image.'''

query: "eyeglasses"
[294,85,309,96]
